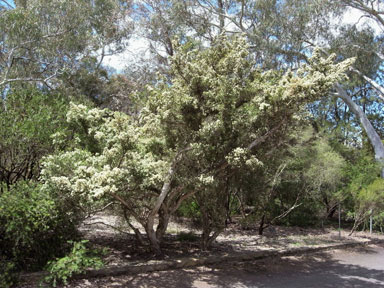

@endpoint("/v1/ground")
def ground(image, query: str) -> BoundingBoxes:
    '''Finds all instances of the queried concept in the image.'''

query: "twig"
[83,221,131,236]
[84,202,117,220]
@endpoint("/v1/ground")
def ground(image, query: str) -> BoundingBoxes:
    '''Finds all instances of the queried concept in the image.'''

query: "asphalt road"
[70,243,384,288]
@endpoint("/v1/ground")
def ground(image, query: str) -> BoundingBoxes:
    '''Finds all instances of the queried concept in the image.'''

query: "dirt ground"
[66,243,384,288]
[18,213,384,287]
[78,213,381,267]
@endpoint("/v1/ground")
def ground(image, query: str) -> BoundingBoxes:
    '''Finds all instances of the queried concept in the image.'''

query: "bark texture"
[336,84,384,178]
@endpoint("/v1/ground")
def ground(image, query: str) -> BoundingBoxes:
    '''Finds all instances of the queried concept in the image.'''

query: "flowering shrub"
[41,36,353,252]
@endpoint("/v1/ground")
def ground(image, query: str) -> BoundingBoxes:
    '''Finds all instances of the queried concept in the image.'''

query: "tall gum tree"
[337,0,384,177]
[0,0,132,92]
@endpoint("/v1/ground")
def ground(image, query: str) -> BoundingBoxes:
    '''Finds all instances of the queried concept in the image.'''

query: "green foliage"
[355,178,384,215]
[304,139,346,191]
[239,214,258,230]
[298,137,346,219]
[373,211,384,232]
[0,181,79,270]
[176,199,201,220]
[330,26,380,79]
[345,156,379,190]
[176,232,199,242]
[340,153,384,231]
[0,257,18,288]
[43,240,104,287]
[237,127,348,229]
[280,200,324,227]
[0,89,69,186]
[0,0,131,90]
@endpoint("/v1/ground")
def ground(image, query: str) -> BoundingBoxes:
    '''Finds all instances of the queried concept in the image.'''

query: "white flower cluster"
[226,147,263,169]
[42,103,171,207]
[197,174,215,186]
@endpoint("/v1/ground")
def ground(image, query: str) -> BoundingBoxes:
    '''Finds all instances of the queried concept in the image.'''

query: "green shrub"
[239,214,258,230]
[43,240,104,287]
[0,88,70,186]
[176,199,201,221]
[0,181,79,270]
[0,257,18,288]
[176,231,199,242]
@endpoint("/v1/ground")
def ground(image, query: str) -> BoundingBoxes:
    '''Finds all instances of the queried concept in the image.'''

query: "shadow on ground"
[68,244,384,288]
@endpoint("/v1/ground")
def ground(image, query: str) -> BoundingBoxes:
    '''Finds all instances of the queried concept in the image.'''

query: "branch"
[148,146,192,218]
[123,208,146,246]
[82,221,131,235]
[97,47,106,70]
[109,192,144,225]
[0,0,14,9]
[0,70,59,88]
[335,83,384,161]
[239,0,245,31]
[84,202,117,220]
[195,0,244,33]
[342,0,384,27]
[271,163,287,188]
[270,202,302,224]
[18,29,73,48]
[349,67,384,102]
[170,189,196,214]
[248,123,284,150]
[263,197,302,230]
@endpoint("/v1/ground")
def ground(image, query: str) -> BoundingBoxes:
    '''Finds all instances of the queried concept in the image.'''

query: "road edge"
[20,238,384,285]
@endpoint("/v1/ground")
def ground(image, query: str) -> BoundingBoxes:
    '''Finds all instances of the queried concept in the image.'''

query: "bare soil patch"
[19,213,384,287]
[78,213,382,268]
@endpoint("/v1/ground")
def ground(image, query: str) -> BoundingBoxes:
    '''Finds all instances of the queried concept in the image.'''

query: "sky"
[101,36,151,73]
[342,6,382,34]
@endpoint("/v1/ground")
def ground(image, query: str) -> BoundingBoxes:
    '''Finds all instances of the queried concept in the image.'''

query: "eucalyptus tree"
[0,0,132,93]
[341,0,384,30]
[133,0,340,69]
[335,0,384,177]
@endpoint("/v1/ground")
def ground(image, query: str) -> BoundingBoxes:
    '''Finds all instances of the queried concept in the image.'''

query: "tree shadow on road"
[69,246,384,288]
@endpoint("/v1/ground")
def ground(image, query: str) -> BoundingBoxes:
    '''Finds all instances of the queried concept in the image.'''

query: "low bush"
[0,181,80,270]
[0,257,18,288]
[176,231,199,242]
[43,240,104,287]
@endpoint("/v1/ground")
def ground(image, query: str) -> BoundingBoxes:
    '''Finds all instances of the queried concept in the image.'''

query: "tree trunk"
[201,227,211,251]
[123,209,145,246]
[218,0,225,33]
[349,212,366,236]
[146,223,162,256]
[199,202,223,250]
[207,230,222,250]
[200,203,211,251]
[258,214,266,235]
[336,85,384,178]
[156,206,170,242]
[224,178,232,227]
[327,206,337,219]
[201,227,222,251]
[145,155,178,255]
